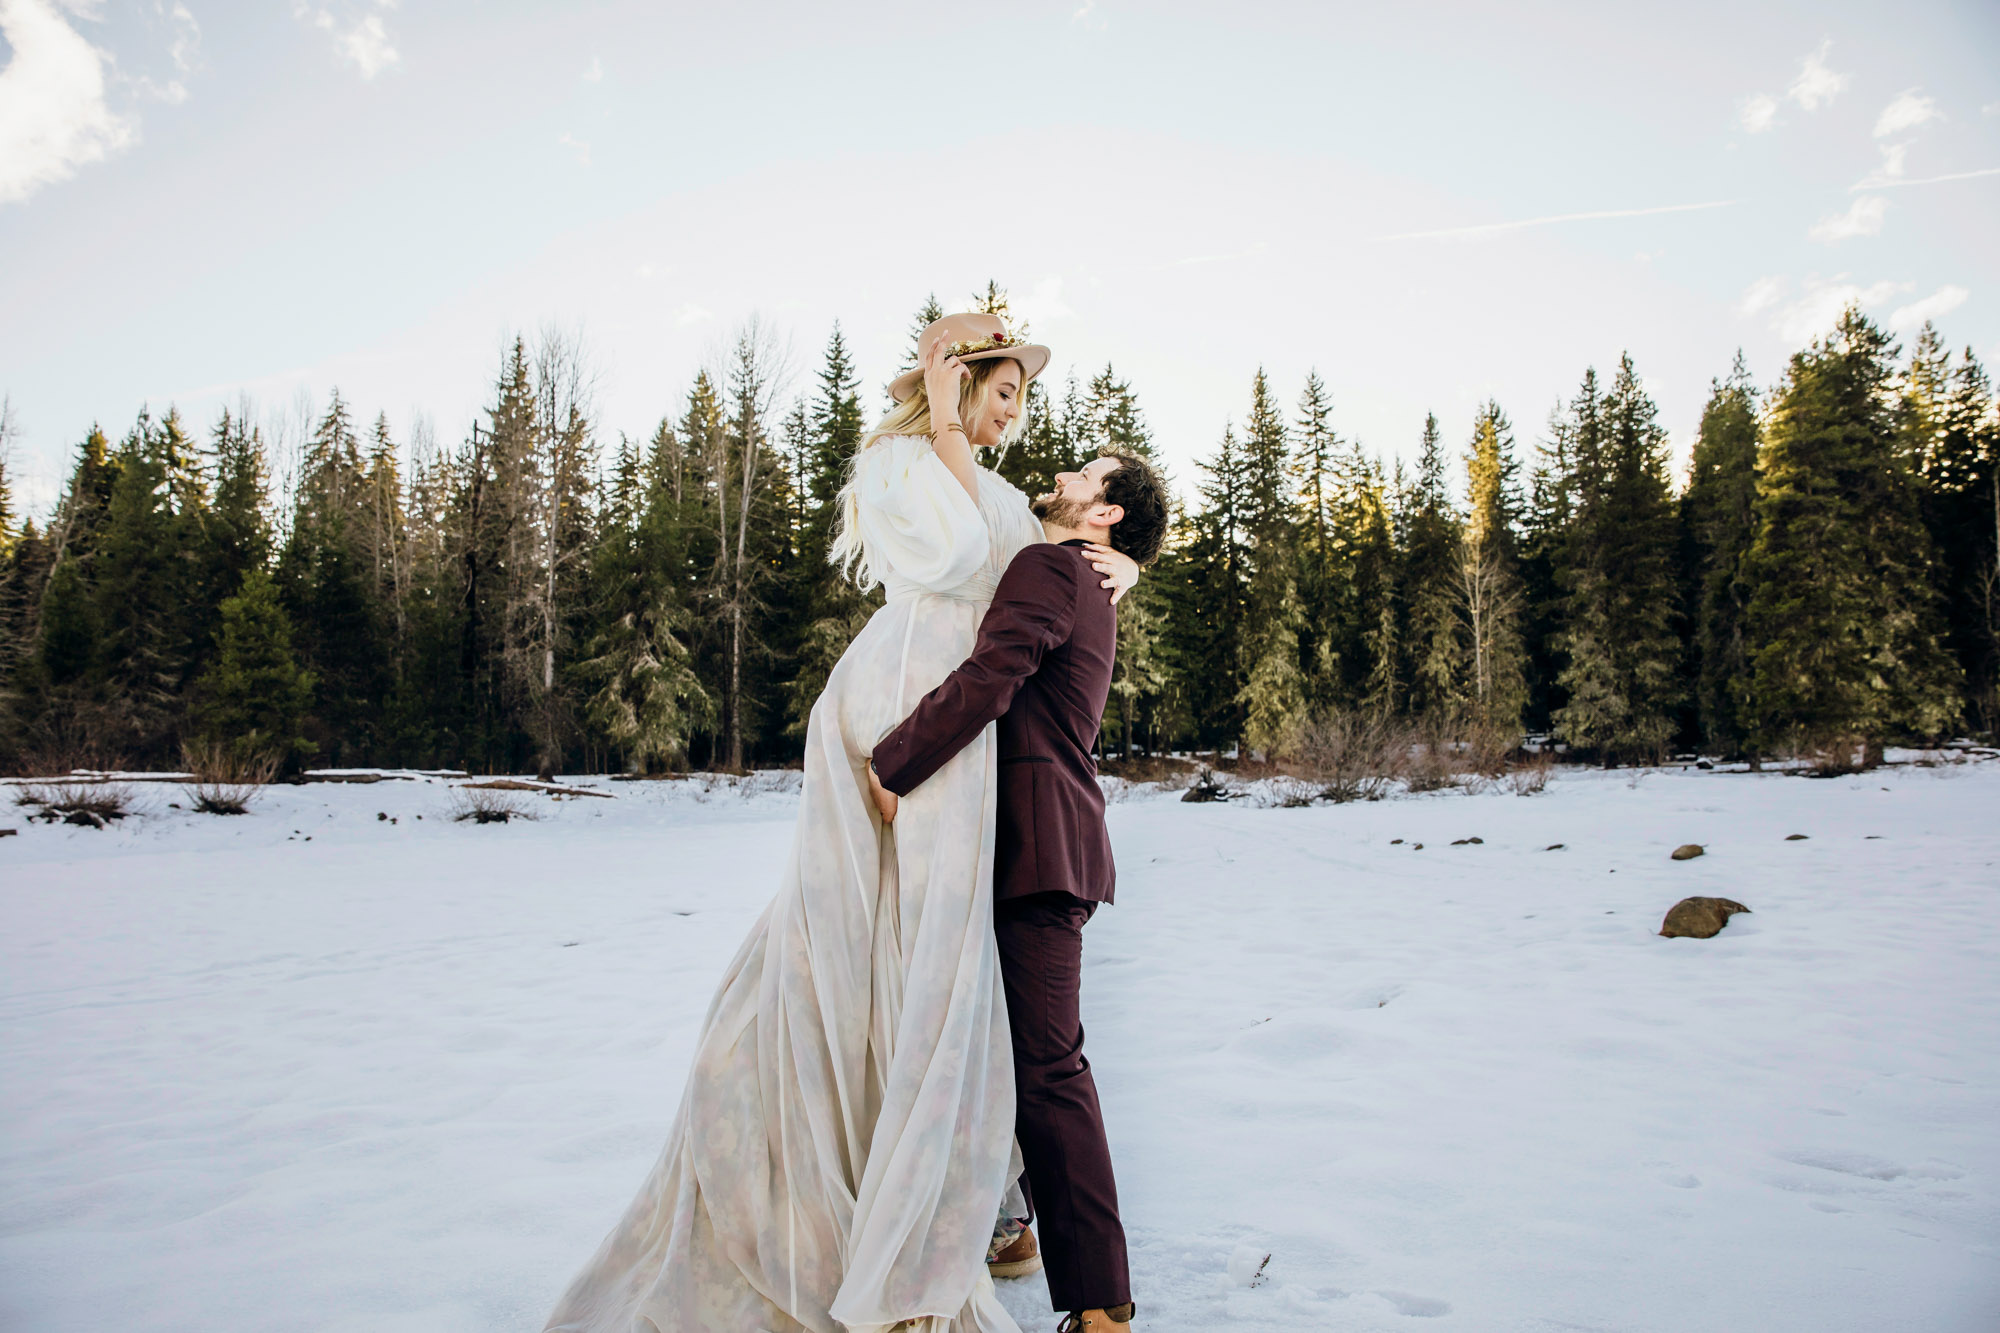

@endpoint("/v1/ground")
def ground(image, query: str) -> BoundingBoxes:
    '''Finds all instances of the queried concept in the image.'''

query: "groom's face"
[1032,456,1123,530]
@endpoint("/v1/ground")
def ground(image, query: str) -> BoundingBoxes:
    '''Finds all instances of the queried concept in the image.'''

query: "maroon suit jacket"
[872,540,1117,905]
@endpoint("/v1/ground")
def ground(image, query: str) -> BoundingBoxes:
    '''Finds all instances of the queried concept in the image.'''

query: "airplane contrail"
[1380,199,1735,242]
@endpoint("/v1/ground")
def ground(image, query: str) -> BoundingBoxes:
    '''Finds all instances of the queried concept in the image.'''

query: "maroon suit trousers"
[996,891,1130,1313]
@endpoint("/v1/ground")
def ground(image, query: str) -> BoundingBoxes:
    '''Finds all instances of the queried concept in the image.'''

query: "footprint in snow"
[1781,1150,1962,1182]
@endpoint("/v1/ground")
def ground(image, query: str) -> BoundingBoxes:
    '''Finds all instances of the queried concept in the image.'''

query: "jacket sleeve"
[871,545,1079,796]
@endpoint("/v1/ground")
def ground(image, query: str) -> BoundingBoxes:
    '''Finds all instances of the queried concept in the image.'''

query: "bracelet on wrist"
[936,421,968,440]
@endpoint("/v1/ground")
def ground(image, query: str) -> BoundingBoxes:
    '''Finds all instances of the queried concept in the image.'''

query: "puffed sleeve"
[851,434,989,592]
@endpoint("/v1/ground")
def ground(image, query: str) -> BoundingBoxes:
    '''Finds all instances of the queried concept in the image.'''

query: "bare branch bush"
[1505,749,1554,795]
[183,741,279,815]
[1403,714,1464,793]
[16,779,135,824]
[1277,709,1404,803]
[449,785,537,824]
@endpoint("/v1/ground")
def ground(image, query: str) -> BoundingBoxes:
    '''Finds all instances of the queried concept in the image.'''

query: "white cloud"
[336,13,396,77]
[1808,195,1886,243]
[1772,275,1905,343]
[1736,276,1784,317]
[1875,142,1907,180]
[559,132,590,167]
[1889,285,1969,331]
[582,56,602,83]
[0,0,138,205]
[296,4,399,79]
[1739,93,1778,133]
[675,303,712,326]
[1011,276,1076,329]
[1787,40,1846,111]
[124,0,201,104]
[1071,1,1106,28]
[1874,90,1939,138]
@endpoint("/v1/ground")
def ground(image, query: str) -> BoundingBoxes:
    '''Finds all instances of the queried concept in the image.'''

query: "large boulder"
[1659,897,1751,939]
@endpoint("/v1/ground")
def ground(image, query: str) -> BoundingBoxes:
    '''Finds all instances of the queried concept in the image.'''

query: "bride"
[544,314,1139,1333]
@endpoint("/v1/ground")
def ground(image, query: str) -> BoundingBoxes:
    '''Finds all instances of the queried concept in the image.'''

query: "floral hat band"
[943,331,1024,358]
[888,312,1052,403]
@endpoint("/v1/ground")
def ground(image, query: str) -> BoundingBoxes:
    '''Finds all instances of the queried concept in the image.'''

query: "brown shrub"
[449,785,538,824]
[1506,749,1554,796]
[16,779,135,825]
[183,741,280,815]
[1277,710,1405,803]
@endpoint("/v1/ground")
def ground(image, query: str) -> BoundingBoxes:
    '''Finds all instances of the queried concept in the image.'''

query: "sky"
[2,0,1997,517]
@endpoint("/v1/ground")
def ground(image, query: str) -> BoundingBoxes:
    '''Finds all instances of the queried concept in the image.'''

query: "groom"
[867,450,1169,1333]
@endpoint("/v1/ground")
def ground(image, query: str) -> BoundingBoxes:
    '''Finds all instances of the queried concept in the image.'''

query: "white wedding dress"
[546,437,1043,1333]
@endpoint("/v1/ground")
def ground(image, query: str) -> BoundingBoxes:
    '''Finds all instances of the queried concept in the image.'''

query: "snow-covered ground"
[2,763,1995,1332]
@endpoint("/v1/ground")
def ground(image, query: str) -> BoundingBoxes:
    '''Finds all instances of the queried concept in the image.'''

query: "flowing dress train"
[545,437,1043,1333]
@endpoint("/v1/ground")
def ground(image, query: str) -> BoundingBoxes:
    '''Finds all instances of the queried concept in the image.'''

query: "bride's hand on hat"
[921,334,970,425]
[1084,542,1140,606]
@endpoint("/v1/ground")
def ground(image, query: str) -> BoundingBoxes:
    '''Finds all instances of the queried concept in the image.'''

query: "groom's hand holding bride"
[865,759,898,824]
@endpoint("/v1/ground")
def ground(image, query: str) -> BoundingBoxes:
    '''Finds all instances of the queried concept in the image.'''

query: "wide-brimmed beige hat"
[888,312,1051,404]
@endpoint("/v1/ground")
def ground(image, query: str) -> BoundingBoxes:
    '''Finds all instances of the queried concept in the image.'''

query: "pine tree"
[1683,353,1760,754]
[36,555,100,692]
[1401,413,1463,717]
[1290,373,1345,703]
[207,408,272,591]
[1235,370,1306,752]
[580,426,712,771]
[280,389,388,766]
[1520,394,1583,733]
[1160,425,1250,749]
[1553,357,1685,761]
[1080,365,1170,754]
[91,408,212,759]
[898,293,947,384]
[193,565,315,764]
[1459,401,1527,727]
[710,321,793,769]
[44,425,120,571]
[0,518,52,756]
[362,412,406,620]
[786,325,878,737]
[1739,308,1961,757]
[1000,370,1079,498]
[1903,328,1998,730]
[1343,448,1400,713]
[523,331,600,776]
[0,395,16,562]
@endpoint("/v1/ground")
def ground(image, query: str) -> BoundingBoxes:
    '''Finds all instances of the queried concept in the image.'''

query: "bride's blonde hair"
[830,357,1031,589]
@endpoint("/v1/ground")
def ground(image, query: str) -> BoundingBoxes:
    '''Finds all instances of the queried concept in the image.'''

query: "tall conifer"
[1235,370,1306,752]
[1682,353,1760,753]
[1739,309,1961,756]
[1904,328,1998,729]
[1401,413,1463,716]
[1553,357,1684,761]
[1459,402,1527,726]
[193,566,314,764]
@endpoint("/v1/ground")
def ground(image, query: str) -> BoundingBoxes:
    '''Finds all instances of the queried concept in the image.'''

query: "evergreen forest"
[1,290,1994,777]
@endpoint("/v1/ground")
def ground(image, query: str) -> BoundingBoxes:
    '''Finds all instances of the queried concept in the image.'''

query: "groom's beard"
[1031,492,1093,530]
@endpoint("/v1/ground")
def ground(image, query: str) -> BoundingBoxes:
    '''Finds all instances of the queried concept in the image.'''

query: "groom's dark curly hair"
[1097,450,1170,567]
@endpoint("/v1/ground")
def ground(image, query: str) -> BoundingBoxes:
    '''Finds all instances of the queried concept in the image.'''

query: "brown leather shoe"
[987,1223,1043,1278]
[1056,1305,1134,1332]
